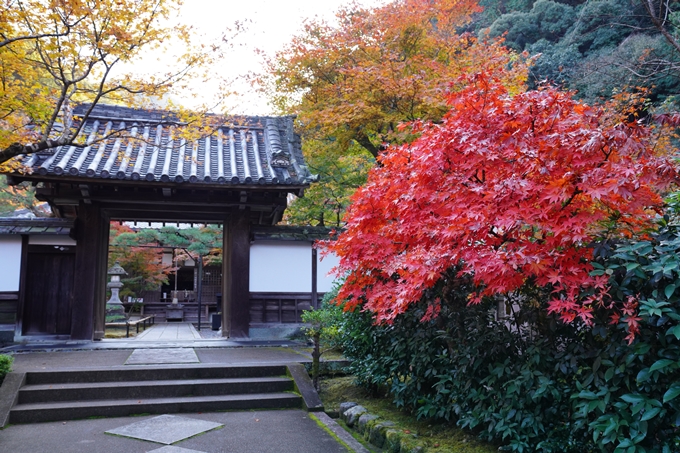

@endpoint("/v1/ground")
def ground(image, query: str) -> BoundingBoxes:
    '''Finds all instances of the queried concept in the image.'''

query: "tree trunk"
[311,332,321,391]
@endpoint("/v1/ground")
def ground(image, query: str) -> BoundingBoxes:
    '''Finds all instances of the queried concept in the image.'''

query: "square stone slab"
[106,414,222,444]
[147,447,206,453]
[125,348,199,365]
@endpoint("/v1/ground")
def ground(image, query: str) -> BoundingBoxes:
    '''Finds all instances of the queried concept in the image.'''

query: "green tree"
[0,0,231,167]
[301,291,344,390]
[108,224,171,301]
[284,140,373,227]
[0,175,42,216]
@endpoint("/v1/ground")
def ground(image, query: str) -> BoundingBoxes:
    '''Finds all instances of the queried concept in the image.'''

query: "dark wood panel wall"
[249,292,325,324]
[22,245,76,336]
[0,292,18,325]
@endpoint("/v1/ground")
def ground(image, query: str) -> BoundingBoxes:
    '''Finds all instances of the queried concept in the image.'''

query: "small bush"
[0,354,13,384]
[301,283,344,389]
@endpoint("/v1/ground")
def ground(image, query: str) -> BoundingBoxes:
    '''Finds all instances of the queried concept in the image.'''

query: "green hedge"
[339,223,680,452]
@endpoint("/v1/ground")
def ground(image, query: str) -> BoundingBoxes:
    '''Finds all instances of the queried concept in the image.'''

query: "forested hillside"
[475,0,680,106]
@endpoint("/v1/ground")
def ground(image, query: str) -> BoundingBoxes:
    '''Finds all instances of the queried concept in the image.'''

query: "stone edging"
[339,402,424,453]
[0,372,26,428]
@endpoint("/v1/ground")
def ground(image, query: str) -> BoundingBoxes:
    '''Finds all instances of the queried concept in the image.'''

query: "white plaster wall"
[29,235,76,246]
[0,236,22,291]
[250,241,312,292]
[317,250,340,293]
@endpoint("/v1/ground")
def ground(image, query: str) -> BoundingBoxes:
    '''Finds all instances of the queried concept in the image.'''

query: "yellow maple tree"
[0,0,230,168]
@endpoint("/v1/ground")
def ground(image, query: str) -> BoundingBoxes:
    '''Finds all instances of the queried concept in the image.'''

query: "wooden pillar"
[93,210,110,340]
[311,246,318,309]
[222,210,250,338]
[71,202,107,340]
[15,235,29,338]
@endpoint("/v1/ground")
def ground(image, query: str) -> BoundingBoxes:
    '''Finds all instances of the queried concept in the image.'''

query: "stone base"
[165,309,184,321]
[0,326,14,344]
[249,324,305,341]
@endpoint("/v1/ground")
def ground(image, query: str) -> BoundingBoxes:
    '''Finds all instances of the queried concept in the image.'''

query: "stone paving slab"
[9,350,133,372]
[194,346,310,364]
[106,414,222,444]
[125,348,199,365]
[148,447,206,453]
[134,323,201,341]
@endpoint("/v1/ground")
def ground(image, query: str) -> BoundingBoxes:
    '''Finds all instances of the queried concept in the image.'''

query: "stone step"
[18,376,294,404]
[9,392,302,424]
[24,364,289,385]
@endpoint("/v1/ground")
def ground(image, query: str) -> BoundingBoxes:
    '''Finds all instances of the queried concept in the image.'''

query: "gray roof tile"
[0,218,73,235]
[19,104,316,186]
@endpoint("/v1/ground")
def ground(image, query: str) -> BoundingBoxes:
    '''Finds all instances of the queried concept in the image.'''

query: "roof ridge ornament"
[265,118,291,168]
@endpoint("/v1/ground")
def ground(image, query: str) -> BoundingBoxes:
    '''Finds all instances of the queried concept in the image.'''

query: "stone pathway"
[124,348,200,365]
[134,322,202,341]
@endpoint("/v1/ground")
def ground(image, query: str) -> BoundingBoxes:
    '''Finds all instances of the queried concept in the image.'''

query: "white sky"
[162,0,386,115]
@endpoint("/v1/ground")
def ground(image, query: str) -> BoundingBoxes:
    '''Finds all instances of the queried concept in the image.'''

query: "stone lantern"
[106,261,127,322]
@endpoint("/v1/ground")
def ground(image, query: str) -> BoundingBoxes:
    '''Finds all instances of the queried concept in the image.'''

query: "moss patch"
[319,376,497,453]
[308,413,361,453]
[104,327,137,339]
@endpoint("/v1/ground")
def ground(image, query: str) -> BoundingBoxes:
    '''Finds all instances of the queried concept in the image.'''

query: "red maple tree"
[327,74,676,325]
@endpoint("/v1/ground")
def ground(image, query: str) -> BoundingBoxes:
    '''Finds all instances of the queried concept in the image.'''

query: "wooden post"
[71,202,107,340]
[15,235,29,339]
[222,210,250,338]
[93,210,109,340]
[311,246,318,309]
[197,255,203,331]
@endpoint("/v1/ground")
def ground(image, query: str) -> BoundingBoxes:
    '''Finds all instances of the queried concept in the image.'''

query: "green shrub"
[0,354,13,384]
[339,222,680,452]
[570,219,680,452]
[301,284,344,389]
[341,275,592,452]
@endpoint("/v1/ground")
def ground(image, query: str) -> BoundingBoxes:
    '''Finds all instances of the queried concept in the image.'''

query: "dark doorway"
[23,245,76,335]
[162,267,195,296]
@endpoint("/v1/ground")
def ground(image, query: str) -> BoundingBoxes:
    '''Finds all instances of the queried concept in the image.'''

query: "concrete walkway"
[0,345,368,453]
[0,409,354,453]
[0,324,302,353]
[134,322,202,341]
[7,346,313,371]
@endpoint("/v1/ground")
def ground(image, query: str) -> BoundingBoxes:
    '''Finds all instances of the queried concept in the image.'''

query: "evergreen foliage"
[484,0,680,103]
[0,354,13,385]
[338,217,680,451]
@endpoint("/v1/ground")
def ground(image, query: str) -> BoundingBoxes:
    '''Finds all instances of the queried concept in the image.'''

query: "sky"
[162,0,386,115]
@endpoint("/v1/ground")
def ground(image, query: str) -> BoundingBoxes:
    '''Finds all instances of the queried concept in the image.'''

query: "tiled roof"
[18,104,316,186]
[252,225,338,241]
[0,218,73,235]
